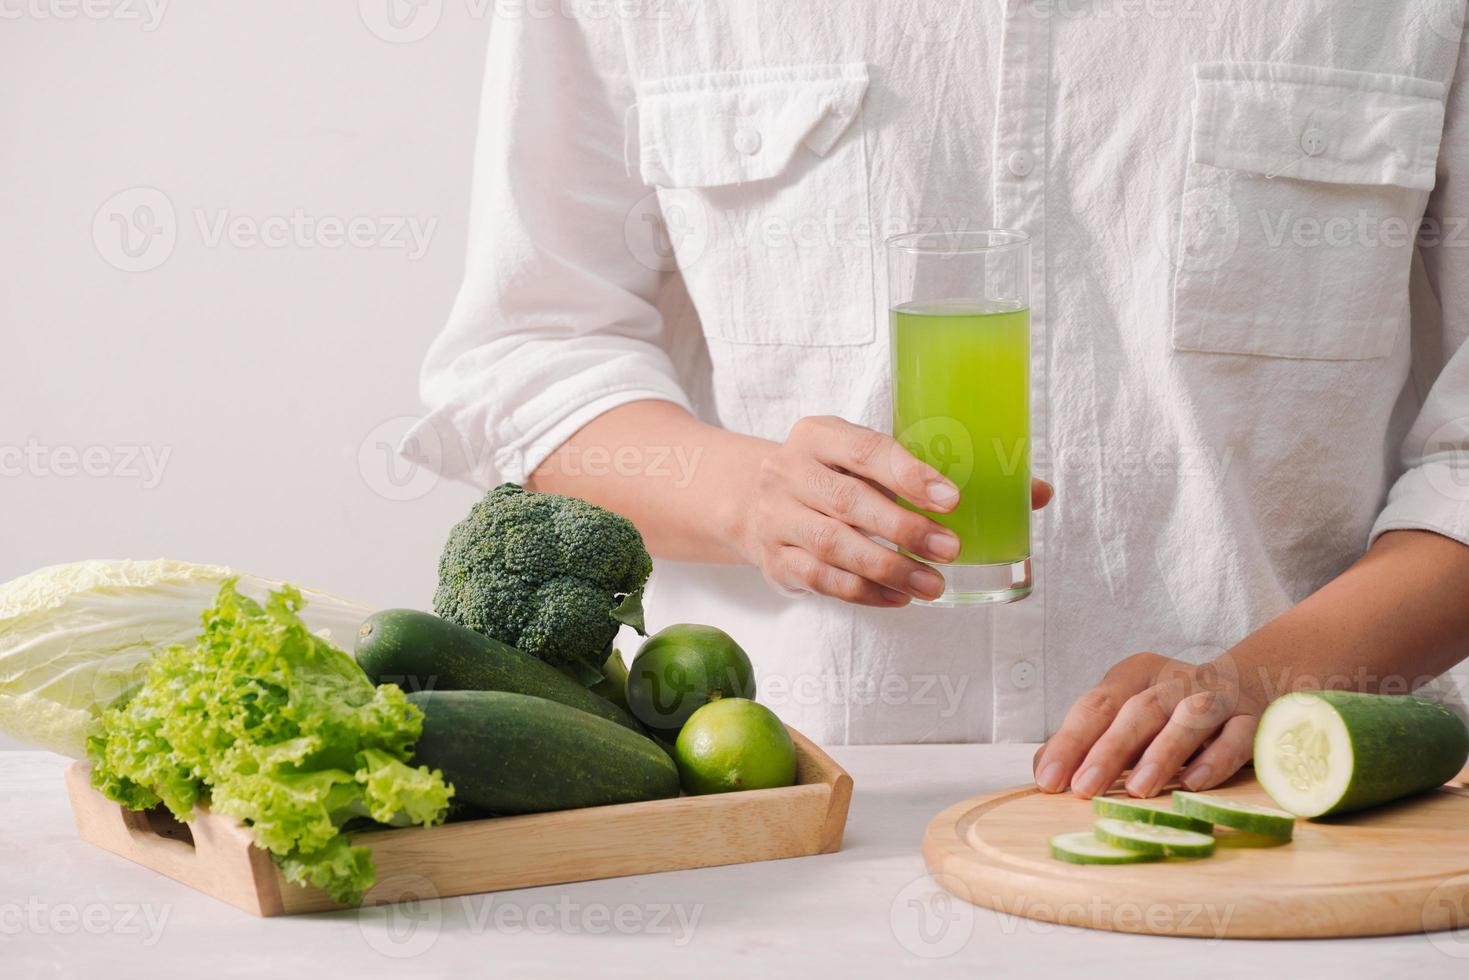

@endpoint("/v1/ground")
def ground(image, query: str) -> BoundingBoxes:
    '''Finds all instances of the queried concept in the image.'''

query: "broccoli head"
[432,483,652,684]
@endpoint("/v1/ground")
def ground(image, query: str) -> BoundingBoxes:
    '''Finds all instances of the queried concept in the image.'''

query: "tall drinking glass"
[887,230,1031,605]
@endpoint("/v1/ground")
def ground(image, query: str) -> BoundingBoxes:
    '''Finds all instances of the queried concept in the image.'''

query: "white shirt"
[409,0,1469,743]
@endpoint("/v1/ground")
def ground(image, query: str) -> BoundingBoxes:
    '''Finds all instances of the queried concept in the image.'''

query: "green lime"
[674,698,797,795]
[626,624,755,731]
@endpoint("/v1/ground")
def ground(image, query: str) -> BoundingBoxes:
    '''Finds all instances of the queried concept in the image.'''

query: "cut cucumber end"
[1049,830,1158,865]
[1172,790,1295,839]
[1253,692,1353,818]
[1092,796,1213,834]
[1092,817,1216,858]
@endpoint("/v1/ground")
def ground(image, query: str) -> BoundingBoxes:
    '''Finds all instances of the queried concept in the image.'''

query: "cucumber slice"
[1049,830,1158,865]
[1172,791,1294,839]
[1093,796,1212,834]
[1253,690,1469,818]
[1093,818,1215,858]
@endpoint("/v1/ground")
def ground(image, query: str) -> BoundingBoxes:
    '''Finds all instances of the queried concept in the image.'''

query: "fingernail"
[927,481,959,507]
[926,532,960,561]
[1037,762,1064,793]
[1126,762,1160,798]
[909,568,945,599]
[1182,764,1212,791]
[1073,765,1105,798]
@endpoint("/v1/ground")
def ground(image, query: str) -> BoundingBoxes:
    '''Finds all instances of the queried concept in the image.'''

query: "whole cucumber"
[1255,690,1469,818]
[406,690,680,814]
[357,609,642,732]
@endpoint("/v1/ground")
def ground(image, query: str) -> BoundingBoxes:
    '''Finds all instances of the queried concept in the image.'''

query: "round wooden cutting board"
[922,769,1469,939]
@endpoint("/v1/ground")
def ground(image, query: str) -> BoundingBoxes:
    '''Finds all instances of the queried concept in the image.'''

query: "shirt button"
[1006,149,1034,177]
[733,127,762,156]
[1300,128,1327,157]
[1010,660,1038,690]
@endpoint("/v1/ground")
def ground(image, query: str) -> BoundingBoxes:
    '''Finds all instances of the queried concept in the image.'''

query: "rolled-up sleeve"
[405,9,692,486]
[1371,55,1469,548]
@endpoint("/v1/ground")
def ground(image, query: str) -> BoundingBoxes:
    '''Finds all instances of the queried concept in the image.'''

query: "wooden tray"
[66,727,851,917]
[923,768,1469,939]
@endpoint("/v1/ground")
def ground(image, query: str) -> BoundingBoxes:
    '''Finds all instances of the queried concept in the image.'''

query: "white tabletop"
[6,746,1467,978]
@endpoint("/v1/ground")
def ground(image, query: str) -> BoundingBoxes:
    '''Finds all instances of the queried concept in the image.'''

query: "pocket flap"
[636,62,869,189]
[1191,62,1445,191]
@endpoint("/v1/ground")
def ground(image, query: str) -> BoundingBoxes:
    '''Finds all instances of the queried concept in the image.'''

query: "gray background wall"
[1,1,495,746]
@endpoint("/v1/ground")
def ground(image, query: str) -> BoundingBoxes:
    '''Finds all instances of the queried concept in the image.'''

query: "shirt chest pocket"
[1171,62,1445,361]
[634,63,876,347]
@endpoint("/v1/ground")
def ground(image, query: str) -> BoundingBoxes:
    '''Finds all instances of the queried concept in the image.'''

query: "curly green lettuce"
[86,580,452,905]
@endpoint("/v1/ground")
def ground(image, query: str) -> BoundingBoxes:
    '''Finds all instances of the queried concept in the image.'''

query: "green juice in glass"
[890,300,1031,566]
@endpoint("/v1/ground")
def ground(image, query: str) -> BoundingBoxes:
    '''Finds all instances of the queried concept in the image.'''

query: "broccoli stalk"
[432,483,653,685]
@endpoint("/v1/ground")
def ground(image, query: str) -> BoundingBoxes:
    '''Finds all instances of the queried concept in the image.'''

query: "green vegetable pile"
[86,581,452,904]
[0,486,795,909]
[433,482,652,684]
